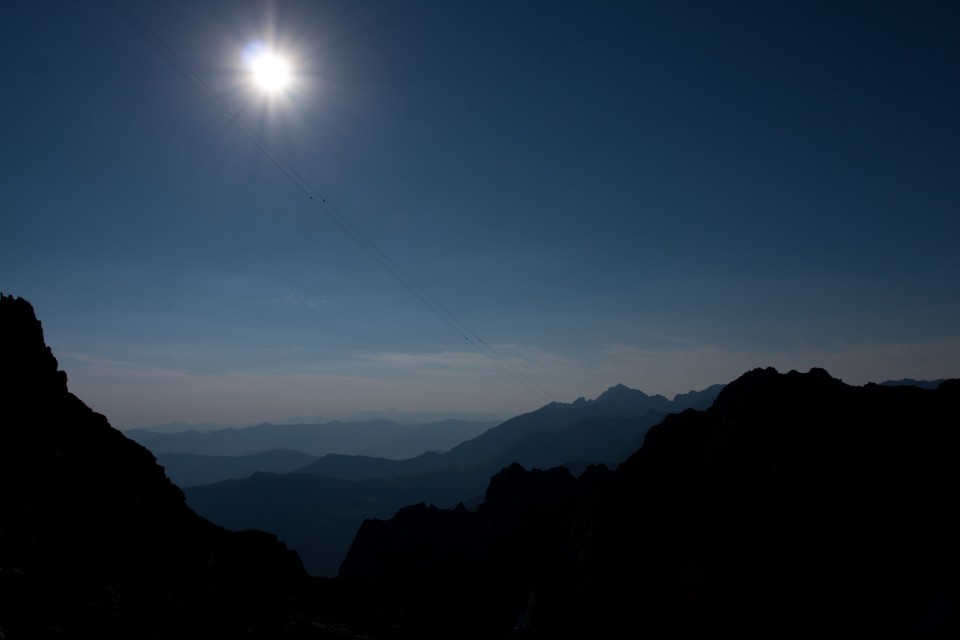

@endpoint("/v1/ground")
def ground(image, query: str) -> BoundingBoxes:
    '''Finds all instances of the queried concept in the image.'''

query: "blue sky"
[2,1,958,428]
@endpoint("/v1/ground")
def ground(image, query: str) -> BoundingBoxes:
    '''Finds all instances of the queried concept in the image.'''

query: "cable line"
[108,0,558,405]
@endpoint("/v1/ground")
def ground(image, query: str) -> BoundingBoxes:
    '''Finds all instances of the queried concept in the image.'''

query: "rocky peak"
[0,295,406,638]
[0,294,68,399]
[341,366,960,638]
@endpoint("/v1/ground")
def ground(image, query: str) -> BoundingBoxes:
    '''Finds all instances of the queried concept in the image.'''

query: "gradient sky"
[2,1,958,428]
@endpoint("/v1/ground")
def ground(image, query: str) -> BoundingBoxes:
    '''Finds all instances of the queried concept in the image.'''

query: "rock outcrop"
[341,463,612,635]
[0,294,417,638]
[342,367,960,638]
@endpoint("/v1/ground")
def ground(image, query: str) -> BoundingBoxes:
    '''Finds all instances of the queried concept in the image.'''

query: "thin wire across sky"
[108,0,558,406]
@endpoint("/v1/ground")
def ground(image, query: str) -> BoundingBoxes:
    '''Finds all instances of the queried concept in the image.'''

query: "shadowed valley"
[3,294,956,638]
[0,295,442,639]
[179,382,722,575]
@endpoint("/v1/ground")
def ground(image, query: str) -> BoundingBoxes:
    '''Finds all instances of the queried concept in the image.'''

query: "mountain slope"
[438,384,693,467]
[356,418,499,458]
[127,419,410,456]
[185,466,491,576]
[157,449,321,487]
[297,383,722,480]
[187,383,721,575]
[0,294,429,639]
[130,418,497,459]
[340,368,960,638]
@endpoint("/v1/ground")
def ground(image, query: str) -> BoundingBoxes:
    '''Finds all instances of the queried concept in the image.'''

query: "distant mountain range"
[879,377,946,389]
[0,294,421,638]
[341,368,960,638]
[183,370,949,580]
[127,418,497,458]
[5,293,955,637]
[184,381,724,575]
[125,420,226,433]
[157,449,321,487]
[135,418,497,487]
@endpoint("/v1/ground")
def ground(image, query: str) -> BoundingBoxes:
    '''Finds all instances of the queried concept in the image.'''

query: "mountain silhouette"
[6,293,953,637]
[128,417,495,458]
[185,381,722,575]
[341,367,960,638]
[129,417,497,487]
[156,448,321,487]
[298,381,722,480]
[0,294,440,638]
[879,377,946,390]
[129,419,411,456]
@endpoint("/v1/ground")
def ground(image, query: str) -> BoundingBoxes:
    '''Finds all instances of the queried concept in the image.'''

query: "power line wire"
[107,0,558,405]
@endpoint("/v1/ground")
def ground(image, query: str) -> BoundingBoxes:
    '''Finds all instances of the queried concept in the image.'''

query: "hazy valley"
[3,294,957,638]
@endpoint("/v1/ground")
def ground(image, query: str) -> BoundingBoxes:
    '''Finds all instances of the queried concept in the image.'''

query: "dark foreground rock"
[0,295,441,639]
[342,367,960,638]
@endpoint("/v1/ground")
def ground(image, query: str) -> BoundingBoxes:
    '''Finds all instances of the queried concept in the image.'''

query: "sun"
[249,51,291,92]
[242,41,293,94]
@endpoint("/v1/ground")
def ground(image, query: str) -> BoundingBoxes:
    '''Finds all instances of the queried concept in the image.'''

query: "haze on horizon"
[2,1,958,429]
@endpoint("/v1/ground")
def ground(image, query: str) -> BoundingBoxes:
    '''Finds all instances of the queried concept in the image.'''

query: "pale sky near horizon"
[2,1,958,428]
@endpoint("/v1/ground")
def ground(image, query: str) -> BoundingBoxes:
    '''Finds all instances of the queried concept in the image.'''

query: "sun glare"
[242,41,293,94]
[250,52,291,92]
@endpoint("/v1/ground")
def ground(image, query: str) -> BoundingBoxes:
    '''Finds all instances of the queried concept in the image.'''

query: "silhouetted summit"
[341,366,960,638]
[341,462,613,636]
[0,295,69,397]
[186,379,723,575]
[0,295,426,639]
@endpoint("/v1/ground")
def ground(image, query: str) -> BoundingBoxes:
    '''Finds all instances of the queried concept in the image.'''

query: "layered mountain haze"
[0,294,436,638]
[183,379,724,575]
[132,418,497,487]
[299,381,723,481]
[156,449,321,488]
[5,1,959,636]
[4,294,955,637]
[880,378,947,390]
[127,418,496,458]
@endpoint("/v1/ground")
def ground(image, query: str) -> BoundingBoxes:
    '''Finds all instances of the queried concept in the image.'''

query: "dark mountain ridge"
[128,417,496,459]
[341,367,960,638]
[140,415,497,488]
[129,419,407,456]
[157,448,321,487]
[0,294,430,638]
[6,293,952,637]
[297,381,722,480]
[880,377,946,389]
[186,381,723,575]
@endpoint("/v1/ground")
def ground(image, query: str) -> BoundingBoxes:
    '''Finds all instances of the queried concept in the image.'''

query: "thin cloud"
[359,350,492,369]
[280,293,333,308]
[58,351,134,369]
[359,343,576,375]
[260,346,305,354]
